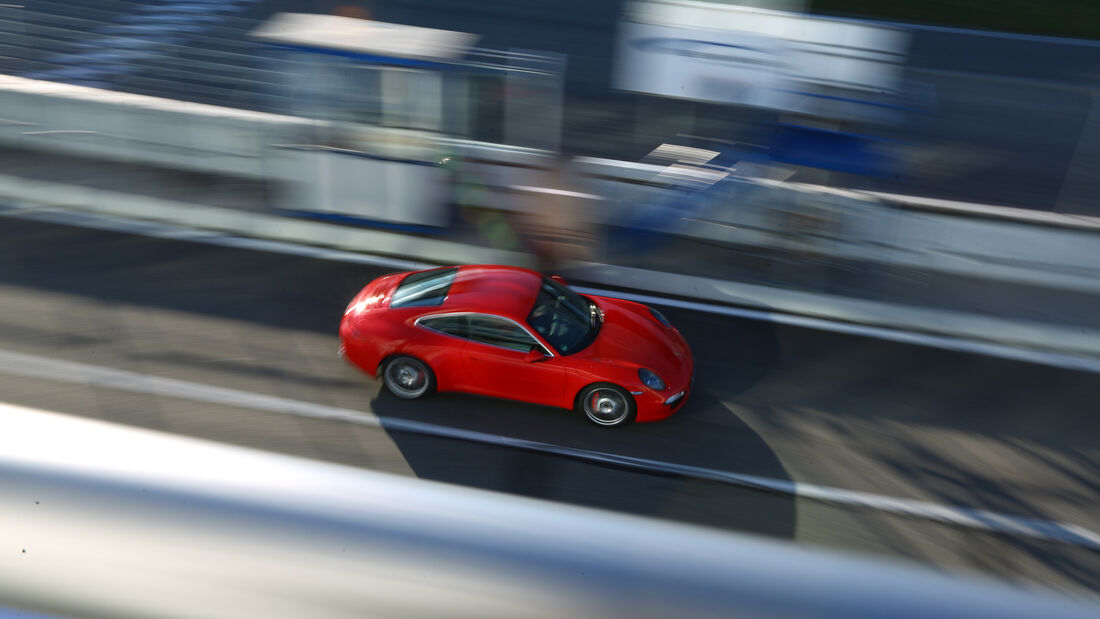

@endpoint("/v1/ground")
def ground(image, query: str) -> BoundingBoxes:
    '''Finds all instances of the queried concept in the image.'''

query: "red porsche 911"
[339,265,693,426]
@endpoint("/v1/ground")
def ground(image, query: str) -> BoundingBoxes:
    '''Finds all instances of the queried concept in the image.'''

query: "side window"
[418,314,469,338]
[467,315,539,352]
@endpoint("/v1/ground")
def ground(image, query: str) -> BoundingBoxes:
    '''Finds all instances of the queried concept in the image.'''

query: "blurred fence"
[4,0,1100,214]
[0,1,282,110]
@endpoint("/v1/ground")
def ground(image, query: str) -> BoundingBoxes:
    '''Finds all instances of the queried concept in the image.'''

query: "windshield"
[526,277,600,355]
[391,267,457,308]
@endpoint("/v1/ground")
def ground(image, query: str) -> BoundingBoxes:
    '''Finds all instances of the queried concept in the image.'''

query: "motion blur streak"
[6,203,1097,374]
[5,402,1096,619]
[0,346,1095,552]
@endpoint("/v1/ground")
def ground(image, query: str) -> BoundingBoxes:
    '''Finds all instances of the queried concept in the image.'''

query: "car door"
[413,313,473,392]
[462,314,565,406]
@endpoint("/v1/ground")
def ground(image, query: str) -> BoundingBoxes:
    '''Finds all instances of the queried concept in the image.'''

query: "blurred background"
[0,1,1098,617]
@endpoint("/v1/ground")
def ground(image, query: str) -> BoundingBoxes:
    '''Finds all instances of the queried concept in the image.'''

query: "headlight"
[638,368,666,391]
[649,307,672,328]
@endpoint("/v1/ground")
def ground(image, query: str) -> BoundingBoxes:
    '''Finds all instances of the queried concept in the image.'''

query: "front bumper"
[635,372,693,423]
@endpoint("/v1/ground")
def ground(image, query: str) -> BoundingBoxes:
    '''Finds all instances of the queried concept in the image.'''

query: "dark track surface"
[0,216,1096,599]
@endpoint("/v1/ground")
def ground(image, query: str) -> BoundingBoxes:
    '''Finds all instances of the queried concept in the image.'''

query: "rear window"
[391,267,458,308]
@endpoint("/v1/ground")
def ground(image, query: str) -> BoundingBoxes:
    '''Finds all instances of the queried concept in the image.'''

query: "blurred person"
[332,3,372,20]
[446,155,523,252]
[511,155,597,272]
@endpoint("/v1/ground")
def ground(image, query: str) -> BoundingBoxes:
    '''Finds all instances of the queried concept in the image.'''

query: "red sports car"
[339,265,693,426]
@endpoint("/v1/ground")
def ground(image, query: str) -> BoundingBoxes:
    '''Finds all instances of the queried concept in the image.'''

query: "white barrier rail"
[0,74,316,179]
[2,402,1097,619]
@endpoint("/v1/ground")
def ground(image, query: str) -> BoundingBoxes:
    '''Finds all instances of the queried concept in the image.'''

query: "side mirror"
[550,275,569,286]
[524,347,549,363]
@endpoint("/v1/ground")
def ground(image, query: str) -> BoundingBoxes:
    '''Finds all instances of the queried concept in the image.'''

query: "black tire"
[382,355,436,399]
[575,383,636,427]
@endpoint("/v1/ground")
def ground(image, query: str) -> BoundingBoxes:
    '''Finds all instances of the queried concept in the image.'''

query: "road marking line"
[0,347,1096,552]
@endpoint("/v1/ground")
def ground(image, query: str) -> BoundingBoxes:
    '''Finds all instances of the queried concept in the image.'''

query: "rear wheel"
[576,383,636,427]
[382,356,435,399]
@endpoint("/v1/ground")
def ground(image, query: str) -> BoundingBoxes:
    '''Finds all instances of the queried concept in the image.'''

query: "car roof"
[441,264,543,321]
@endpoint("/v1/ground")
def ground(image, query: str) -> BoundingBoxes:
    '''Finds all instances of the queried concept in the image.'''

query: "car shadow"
[371,318,795,541]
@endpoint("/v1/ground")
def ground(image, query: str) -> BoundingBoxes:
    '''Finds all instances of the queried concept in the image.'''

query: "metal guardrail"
[2,401,1098,619]
[0,73,1097,299]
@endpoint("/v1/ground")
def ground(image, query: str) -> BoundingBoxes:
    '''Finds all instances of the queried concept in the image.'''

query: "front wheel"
[576,383,636,427]
[382,355,435,399]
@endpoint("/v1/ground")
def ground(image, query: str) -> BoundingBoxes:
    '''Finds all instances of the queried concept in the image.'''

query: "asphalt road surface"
[0,217,1097,600]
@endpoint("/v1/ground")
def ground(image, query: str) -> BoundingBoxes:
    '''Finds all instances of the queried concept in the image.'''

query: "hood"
[586,297,692,385]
